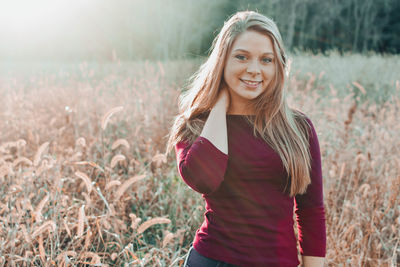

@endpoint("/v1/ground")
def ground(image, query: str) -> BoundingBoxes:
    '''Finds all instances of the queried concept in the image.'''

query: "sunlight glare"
[0,0,92,38]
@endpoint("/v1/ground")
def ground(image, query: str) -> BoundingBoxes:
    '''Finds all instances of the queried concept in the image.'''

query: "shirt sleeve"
[294,118,326,257]
[175,136,229,195]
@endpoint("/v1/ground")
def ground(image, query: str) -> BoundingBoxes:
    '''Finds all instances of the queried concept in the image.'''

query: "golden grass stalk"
[56,251,77,265]
[158,61,165,77]
[305,73,316,91]
[70,151,83,162]
[75,171,92,193]
[355,153,367,162]
[21,224,32,243]
[77,205,85,238]
[73,161,104,172]
[101,217,111,230]
[82,192,92,207]
[114,174,146,201]
[111,138,130,150]
[339,162,346,180]
[101,106,123,130]
[36,159,53,177]
[0,141,16,151]
[358,183,371,198]
[0,164,14,179]
[16,139,27,148]
[110,253,118,261]
[24,251,33,261]
[162,230,175,248]
[80,252,101,265]
[0,155,13,163]
[105,180,121,191]
[83,228,92,251]
[34,194,49,223]
[0,203,8,215]
[63,219,71,237]
[175,229,187,246]
[352,81,366,95]
[110,154,126,168]
[75,137,86,147]
[31,220,56,239]
[38,234,45,263]
[0,139,26,150]
[33,142,49,166]
[12,157,33,168]
[152,153,167,165]
[22,198,34,212]
[129,213,142,231]
[136,217,171,234]
[22,170,34,179]
[9,184,22,193]
[123,243,139,261]
[130,158,141,166]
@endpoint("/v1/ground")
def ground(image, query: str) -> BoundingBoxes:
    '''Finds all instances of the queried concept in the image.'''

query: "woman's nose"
[246,60,261,74]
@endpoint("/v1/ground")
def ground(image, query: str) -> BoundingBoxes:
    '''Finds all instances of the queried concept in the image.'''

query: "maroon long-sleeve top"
[175,114,326,267]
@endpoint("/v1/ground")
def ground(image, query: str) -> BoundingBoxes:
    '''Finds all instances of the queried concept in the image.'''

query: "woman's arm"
[294,117,326,259]
[302,255,325,267]
[174,88,230,195]
[200,88,230,154]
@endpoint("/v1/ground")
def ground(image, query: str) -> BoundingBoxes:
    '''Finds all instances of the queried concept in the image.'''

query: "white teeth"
[242,80,260,85]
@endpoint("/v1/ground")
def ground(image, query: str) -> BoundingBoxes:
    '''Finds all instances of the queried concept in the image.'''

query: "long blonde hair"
[166,11,312,197]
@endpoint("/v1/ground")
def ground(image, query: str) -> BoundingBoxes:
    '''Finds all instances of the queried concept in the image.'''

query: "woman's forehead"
[229,30,274,55]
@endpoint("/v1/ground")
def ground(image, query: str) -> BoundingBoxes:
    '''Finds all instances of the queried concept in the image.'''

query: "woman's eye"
[262,57,273,63]
[235,55,246,60]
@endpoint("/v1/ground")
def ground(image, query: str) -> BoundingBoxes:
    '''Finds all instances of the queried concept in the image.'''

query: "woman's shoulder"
[291,109,321,145]
[291,109,312,124]
[291,109,316,136]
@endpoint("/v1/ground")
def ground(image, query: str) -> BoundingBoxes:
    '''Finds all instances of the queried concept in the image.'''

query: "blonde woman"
[166,11,326,267]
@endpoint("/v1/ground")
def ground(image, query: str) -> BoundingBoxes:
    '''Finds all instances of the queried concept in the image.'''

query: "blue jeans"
[183,245,240,267]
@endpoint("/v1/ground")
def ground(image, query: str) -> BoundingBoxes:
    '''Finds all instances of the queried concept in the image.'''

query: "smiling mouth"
[240,79,262,86]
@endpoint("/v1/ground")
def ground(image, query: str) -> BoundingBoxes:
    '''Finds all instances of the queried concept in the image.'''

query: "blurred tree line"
[184,0,400,56]
[235,0,400,54]
[1,0,399,61]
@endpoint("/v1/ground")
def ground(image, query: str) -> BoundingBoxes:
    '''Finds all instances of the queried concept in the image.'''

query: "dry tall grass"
[0,56,398,266]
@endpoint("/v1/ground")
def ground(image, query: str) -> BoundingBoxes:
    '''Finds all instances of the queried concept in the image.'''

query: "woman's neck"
[227,104,256,115]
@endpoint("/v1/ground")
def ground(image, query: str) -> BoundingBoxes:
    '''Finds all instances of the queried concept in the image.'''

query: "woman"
[166,11,326,267]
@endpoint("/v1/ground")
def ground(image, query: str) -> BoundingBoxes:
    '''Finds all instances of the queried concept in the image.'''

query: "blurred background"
[1,0,399,62]
[0,1,399,266]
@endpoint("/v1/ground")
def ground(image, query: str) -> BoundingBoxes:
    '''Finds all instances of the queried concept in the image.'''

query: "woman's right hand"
[201,85,230,154]
[215,86,230,112]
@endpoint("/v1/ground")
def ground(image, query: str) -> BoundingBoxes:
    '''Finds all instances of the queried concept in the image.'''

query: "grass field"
[0,53,399,266]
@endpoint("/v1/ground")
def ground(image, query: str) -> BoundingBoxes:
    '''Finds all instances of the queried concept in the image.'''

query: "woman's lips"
[240,79,262,88]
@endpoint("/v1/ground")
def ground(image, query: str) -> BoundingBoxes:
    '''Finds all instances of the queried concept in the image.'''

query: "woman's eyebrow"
[232,48,274,55]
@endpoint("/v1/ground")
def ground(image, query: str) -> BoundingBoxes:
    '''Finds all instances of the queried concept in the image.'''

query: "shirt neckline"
[226,114,256,116]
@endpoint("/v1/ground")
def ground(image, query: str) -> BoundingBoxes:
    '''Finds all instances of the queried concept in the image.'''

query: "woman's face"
[223,30,276,114]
